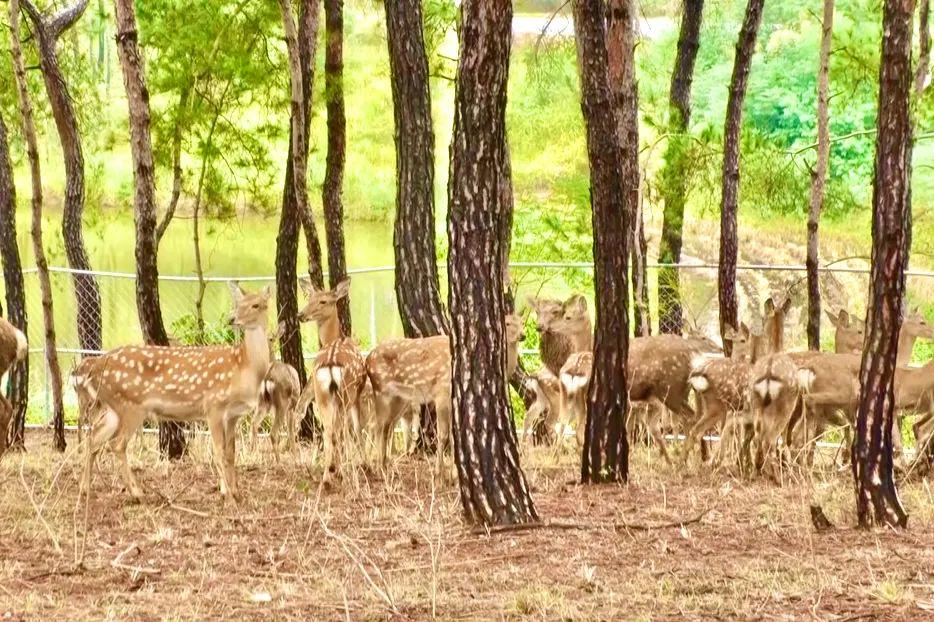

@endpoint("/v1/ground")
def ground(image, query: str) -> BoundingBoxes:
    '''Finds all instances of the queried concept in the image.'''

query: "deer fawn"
[0,316,27,456]
[294,278,367,482]
[73,283,273,501]
[826,309,864,354]
[253,361,301,456]
[365,313,525,475]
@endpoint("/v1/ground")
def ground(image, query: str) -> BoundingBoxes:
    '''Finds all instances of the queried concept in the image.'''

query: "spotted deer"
[366,313,526,474]
[252,361,301,455]
[0,316,28,456]
[528,294,592,376]
[826,309,864,354]
[73,283,272,501]
[292,278,367,482]
[539,296,592,447]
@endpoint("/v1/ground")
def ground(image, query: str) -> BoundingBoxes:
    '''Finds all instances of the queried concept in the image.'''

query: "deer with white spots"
[290,278,367,482]
[73,283,273,501]
[365,313,526,475]
[0,316,28,454]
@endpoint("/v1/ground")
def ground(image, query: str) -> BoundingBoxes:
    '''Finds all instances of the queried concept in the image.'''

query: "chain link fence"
[2,262,933,424]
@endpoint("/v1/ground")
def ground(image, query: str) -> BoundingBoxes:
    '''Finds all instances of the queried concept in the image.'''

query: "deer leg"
[110,428,144,502]
[223,414,242,500]
[81,408,121,498]
[206,414,231,498]
[435,400,452,480]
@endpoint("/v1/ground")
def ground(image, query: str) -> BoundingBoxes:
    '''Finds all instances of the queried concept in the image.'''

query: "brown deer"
[0,316,28,456]
[73,283,273,501]
[366,313,525,474]
[826,309,864,354]
[522,369,562,442]
[528,294,592,376]
[294,278,367,482]
[897,310,934,366]
[252,361,301,455]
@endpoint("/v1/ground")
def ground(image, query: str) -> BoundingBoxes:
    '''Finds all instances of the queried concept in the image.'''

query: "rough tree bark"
[574,0,631,483]
[806,0,834,351]
[322,0,351,335]
[917,0,930,95]
[718,0,765,357]
[22,0,102,355]
[0,115,29,453]
[384,0,450,452]
[113,0,185,458]
[607,0,649,336]
[657,0,703,335]
[447,0,537,526]
[276,0,324,441]
[852,0,914,530]
[10,0,65,452]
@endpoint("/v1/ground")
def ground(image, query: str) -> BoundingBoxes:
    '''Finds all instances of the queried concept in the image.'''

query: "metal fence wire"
[1,262,932,423]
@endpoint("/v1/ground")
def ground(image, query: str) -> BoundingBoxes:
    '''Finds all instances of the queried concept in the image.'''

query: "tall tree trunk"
[10,0,66,452]
[718,0,764,357]
[113,0,184,458]
[276,0,323,441]
[917,0,931,94]
[322,0,351,335]
[657,0,704,335]
[574,0,631,484]
[384,0,449,452]
[607,0,649,337]
[448,0,537,527]
[806,0,834,351]
[852,0,913,530]
[384,0,448,339]
[0,115,29,453]
[22,0,102,355]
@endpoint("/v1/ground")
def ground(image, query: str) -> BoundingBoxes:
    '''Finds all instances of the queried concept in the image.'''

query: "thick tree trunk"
[276,0,323,441]
[657,0,703,335]
[574,0,631,484]
[607,0,649,337]
[0,115,29,453]
[385,0,449,453]
[806,0,834,351]
[113,0,183,458]
[23,0,102,355]
[323,0,351,335]
[852,0,914,530]
[917,0,930,94]
[10,0,65,452]
[718,0,764,357]
[448,0,537,527]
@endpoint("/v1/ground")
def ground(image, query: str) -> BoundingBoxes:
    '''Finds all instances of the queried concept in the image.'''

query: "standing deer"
[252,361,301,455]
[897,310,934,365]
[826,309,864,354]
[528,294,592,375]
[0,316,28,456]
[73,283,272,501]
[365,313,526,475]
[294,278,367,482]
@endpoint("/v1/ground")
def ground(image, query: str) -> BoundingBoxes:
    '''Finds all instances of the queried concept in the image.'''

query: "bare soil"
[2,430,934,620]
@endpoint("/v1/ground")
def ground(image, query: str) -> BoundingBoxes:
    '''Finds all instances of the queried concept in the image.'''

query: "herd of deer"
[2,277,932,502]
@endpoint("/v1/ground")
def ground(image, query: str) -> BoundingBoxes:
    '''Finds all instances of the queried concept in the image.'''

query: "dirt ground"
[2,430,934,621]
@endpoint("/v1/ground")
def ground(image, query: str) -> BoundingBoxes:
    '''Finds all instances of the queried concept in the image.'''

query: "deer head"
[826,309,864,354]
[228,282,273,329]
[546,294,592,350]
[723,322,763,363]
[762,296,793,355]
[298,278,350,346]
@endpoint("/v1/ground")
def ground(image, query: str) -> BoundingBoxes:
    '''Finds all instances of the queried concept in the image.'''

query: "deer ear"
[825,310,840,327]
[764,298,775,314]
[261,284,274,300]
[526,296,540,312]
[566,294,587,314]
[298,278,314,297]
[781,297,793,314]
[723,325,738,340]
[228,281,244,303]
[334,278,351,299]
[740,322,750,337]
[839,309,850,325]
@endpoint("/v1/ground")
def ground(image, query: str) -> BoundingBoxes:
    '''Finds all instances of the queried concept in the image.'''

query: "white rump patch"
[767,380,783,402]
[13,327,27,361]
[689,374,709,393]
[796,368,816,392]
[561,372,588,393]
[264,380,276,394]
[330,366,343,386]
[315,367,334,392]
[753,379,770,401]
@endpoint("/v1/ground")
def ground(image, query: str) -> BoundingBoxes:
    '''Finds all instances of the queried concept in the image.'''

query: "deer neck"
[567,324,593,353]
[317,314,342,347]
[240,325,271,378]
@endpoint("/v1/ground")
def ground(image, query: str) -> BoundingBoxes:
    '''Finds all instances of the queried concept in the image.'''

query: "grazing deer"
[528,294,592,376]
[826,309,864,354]
[252,361,301,455]
[73,283,273,501]
[366,313,525,474]
[294,278,367,482]
[749,352,803,473]
[0,316,28,456]
[686,324,760,463]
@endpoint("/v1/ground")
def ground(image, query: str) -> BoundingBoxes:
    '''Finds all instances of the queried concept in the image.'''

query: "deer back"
[895,360,934,410]
[261,361,301,411]
[366,335,451,404]
[790,351,861,409]
[628,335,708,411]
[689,356,752,410]
[0,317,27,376]
[749,353,799,409]
[313,337,366,403]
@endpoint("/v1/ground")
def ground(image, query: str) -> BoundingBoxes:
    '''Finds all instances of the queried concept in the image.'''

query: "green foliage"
[169,312,237,346]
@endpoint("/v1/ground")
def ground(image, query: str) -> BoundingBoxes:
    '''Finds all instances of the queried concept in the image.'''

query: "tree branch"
[48,0,90,37]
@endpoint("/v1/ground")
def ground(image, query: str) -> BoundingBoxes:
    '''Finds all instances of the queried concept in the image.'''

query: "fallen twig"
[110,541,161,578]
[19,458,63,554]
[470,510,710,536]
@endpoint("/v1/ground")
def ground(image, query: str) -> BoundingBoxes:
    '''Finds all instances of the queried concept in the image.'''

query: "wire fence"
[2,261,933,424]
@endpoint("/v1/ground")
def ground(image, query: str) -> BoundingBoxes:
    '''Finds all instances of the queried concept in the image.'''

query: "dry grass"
[3,430,934,620]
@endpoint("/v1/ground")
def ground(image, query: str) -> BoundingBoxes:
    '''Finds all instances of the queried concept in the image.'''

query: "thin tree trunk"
[852,0,914,530]
[574,0,631,484]
[10,0,65,452]
[22,0,102,355]
[657,0,704,335]
[448,0,537,526]
[718,0,765,357]
[0,114,29,453]
[806,0,834,351]
[156,86,189,245]
[917,0,930,94]
[322,0,351,335]
[607,0,649,337]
